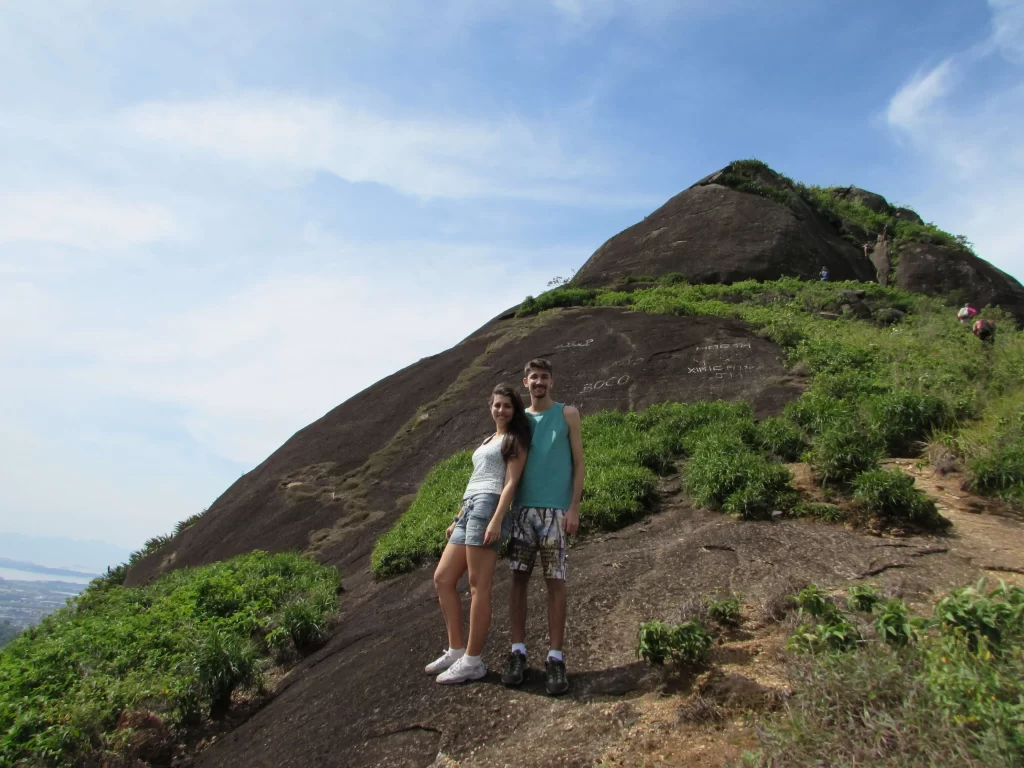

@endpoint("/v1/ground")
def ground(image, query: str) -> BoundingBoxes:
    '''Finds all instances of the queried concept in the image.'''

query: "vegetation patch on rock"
[0,551,339,767]
[749,580,1024,766]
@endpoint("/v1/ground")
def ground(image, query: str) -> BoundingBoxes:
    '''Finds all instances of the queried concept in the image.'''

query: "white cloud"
[886,59,955,130]
[886,3,1024,280]
[120,94,629,203]
[61,244,575,465]
[990,0,1024,61]
[0,190,178,250]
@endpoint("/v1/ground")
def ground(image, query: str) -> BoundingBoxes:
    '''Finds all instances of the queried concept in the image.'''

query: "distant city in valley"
[0,576,91,646]
[0,535,119,646]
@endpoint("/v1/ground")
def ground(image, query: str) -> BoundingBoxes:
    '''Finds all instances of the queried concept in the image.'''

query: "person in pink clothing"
[958,303,978,324]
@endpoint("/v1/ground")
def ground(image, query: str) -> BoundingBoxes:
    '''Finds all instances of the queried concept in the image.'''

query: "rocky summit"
[107,161,1024,768]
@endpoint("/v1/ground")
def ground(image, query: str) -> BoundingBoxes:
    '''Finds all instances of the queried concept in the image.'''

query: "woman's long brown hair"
[491,384,532,461]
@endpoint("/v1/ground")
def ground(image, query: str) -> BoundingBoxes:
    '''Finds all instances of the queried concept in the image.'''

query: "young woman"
[426,384,531,684]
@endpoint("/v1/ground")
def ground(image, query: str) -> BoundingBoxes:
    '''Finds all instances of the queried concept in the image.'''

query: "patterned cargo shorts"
[508,506,567,581]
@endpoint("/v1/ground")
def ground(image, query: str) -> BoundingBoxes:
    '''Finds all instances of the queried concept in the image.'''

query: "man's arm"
[563,405,586,534]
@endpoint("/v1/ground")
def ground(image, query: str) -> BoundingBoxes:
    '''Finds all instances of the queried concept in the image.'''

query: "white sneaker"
[436,655,487,684]
[425,648,464,675]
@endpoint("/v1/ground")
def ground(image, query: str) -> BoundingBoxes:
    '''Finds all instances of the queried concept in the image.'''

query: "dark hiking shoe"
[501,651,527,686]
[545,658,569,695]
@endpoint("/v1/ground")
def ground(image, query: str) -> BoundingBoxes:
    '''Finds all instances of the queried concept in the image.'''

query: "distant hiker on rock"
[427,384,532,684]
[958,303,978,324]
[819,266,829,281]
[973,318,996,345]
[502,358,585,696]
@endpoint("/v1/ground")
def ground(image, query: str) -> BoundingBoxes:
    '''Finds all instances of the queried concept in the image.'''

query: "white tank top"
[463,435,507,499]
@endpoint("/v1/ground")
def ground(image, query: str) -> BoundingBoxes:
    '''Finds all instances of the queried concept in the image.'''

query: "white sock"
[463,654,482,666]
[547,649,563,662]
[512,643,527,656]
[448,647,465,656]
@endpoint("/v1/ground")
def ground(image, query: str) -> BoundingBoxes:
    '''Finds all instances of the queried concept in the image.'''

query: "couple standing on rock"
[426,358,586,696]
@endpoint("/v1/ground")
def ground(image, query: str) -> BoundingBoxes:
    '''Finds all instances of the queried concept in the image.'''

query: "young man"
[502,358,585,695]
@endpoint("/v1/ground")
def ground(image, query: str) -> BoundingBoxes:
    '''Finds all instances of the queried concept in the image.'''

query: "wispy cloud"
[885,0,1024,278]
[886,59,956,131]
[121,94,636,204]
[0,190,178,250]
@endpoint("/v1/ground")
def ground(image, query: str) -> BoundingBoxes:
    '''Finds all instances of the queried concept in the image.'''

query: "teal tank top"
[517,403,574,510]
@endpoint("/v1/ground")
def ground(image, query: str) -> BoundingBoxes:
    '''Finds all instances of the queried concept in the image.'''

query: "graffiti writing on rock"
[580,374,631,393]
[686,364,762,377]
[696,342,753,351]
[556,339,595,349]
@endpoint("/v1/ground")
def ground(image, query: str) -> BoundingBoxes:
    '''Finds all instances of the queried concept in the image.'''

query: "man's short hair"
[524,358,553,376]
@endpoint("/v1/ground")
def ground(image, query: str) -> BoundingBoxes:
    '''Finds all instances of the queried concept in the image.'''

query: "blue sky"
[1,0,1022,557]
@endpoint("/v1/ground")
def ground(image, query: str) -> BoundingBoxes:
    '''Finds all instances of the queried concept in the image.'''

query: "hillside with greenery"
[0,551,339,767]
[374,276,1022,577]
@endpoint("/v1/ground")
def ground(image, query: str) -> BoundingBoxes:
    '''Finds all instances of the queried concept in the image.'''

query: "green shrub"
[515,287,599,316]
[686,444,792,519]
[594,290,632,307]
[762,582,1024,763]
[754,417,806,461]
[875,597,916,648]
[637,619,714,667]
[794,584,841,621]
[704,593,742,626]
[851,468,950,530]
[811,423,883,485]
[0,551,339,766]
[846,585,882,613]
[865,391,950,456]
[787,616,861,653]
[189,626,262,717]
[968,438,1024,500]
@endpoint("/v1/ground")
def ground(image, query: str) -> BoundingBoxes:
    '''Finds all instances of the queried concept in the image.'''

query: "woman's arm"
[484,445,527,545]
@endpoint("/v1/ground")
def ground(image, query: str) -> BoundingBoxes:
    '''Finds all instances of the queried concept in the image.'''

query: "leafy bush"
[864,391,949,456]
[756,581,1024,765]
[846,585,882,613]
[637,619,714,667]
[810,423,883,486]
[0,551,339,766]
[787,616,861,653]
[852,468,950,530]
[875,597,916,648]
[968,438,1024,500]
[516,287,599,316]
[686,446,792,519]
[704,593,742,626]
[189,626,262,718]
[794,584,841,622]
[754,417,806,461]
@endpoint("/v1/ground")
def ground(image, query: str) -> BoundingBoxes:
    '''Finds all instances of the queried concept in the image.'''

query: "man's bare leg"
[546,578,567,651]
[509,570,530,644]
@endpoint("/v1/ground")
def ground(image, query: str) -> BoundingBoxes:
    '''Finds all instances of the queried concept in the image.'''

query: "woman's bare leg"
[465,545,500,657]
[434,543,468,649]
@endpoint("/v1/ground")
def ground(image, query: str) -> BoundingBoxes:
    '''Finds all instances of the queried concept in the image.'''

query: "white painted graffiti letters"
[580,374,631,393]
[556,339,595,350]
[696,342,753,351]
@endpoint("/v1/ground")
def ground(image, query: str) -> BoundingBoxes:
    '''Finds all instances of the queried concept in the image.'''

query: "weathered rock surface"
[895,242,1024,321]
[128,308,803,586]
[573,181,876,288]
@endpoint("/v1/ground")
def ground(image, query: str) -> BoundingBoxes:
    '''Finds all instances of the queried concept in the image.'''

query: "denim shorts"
[450,493,511,549]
